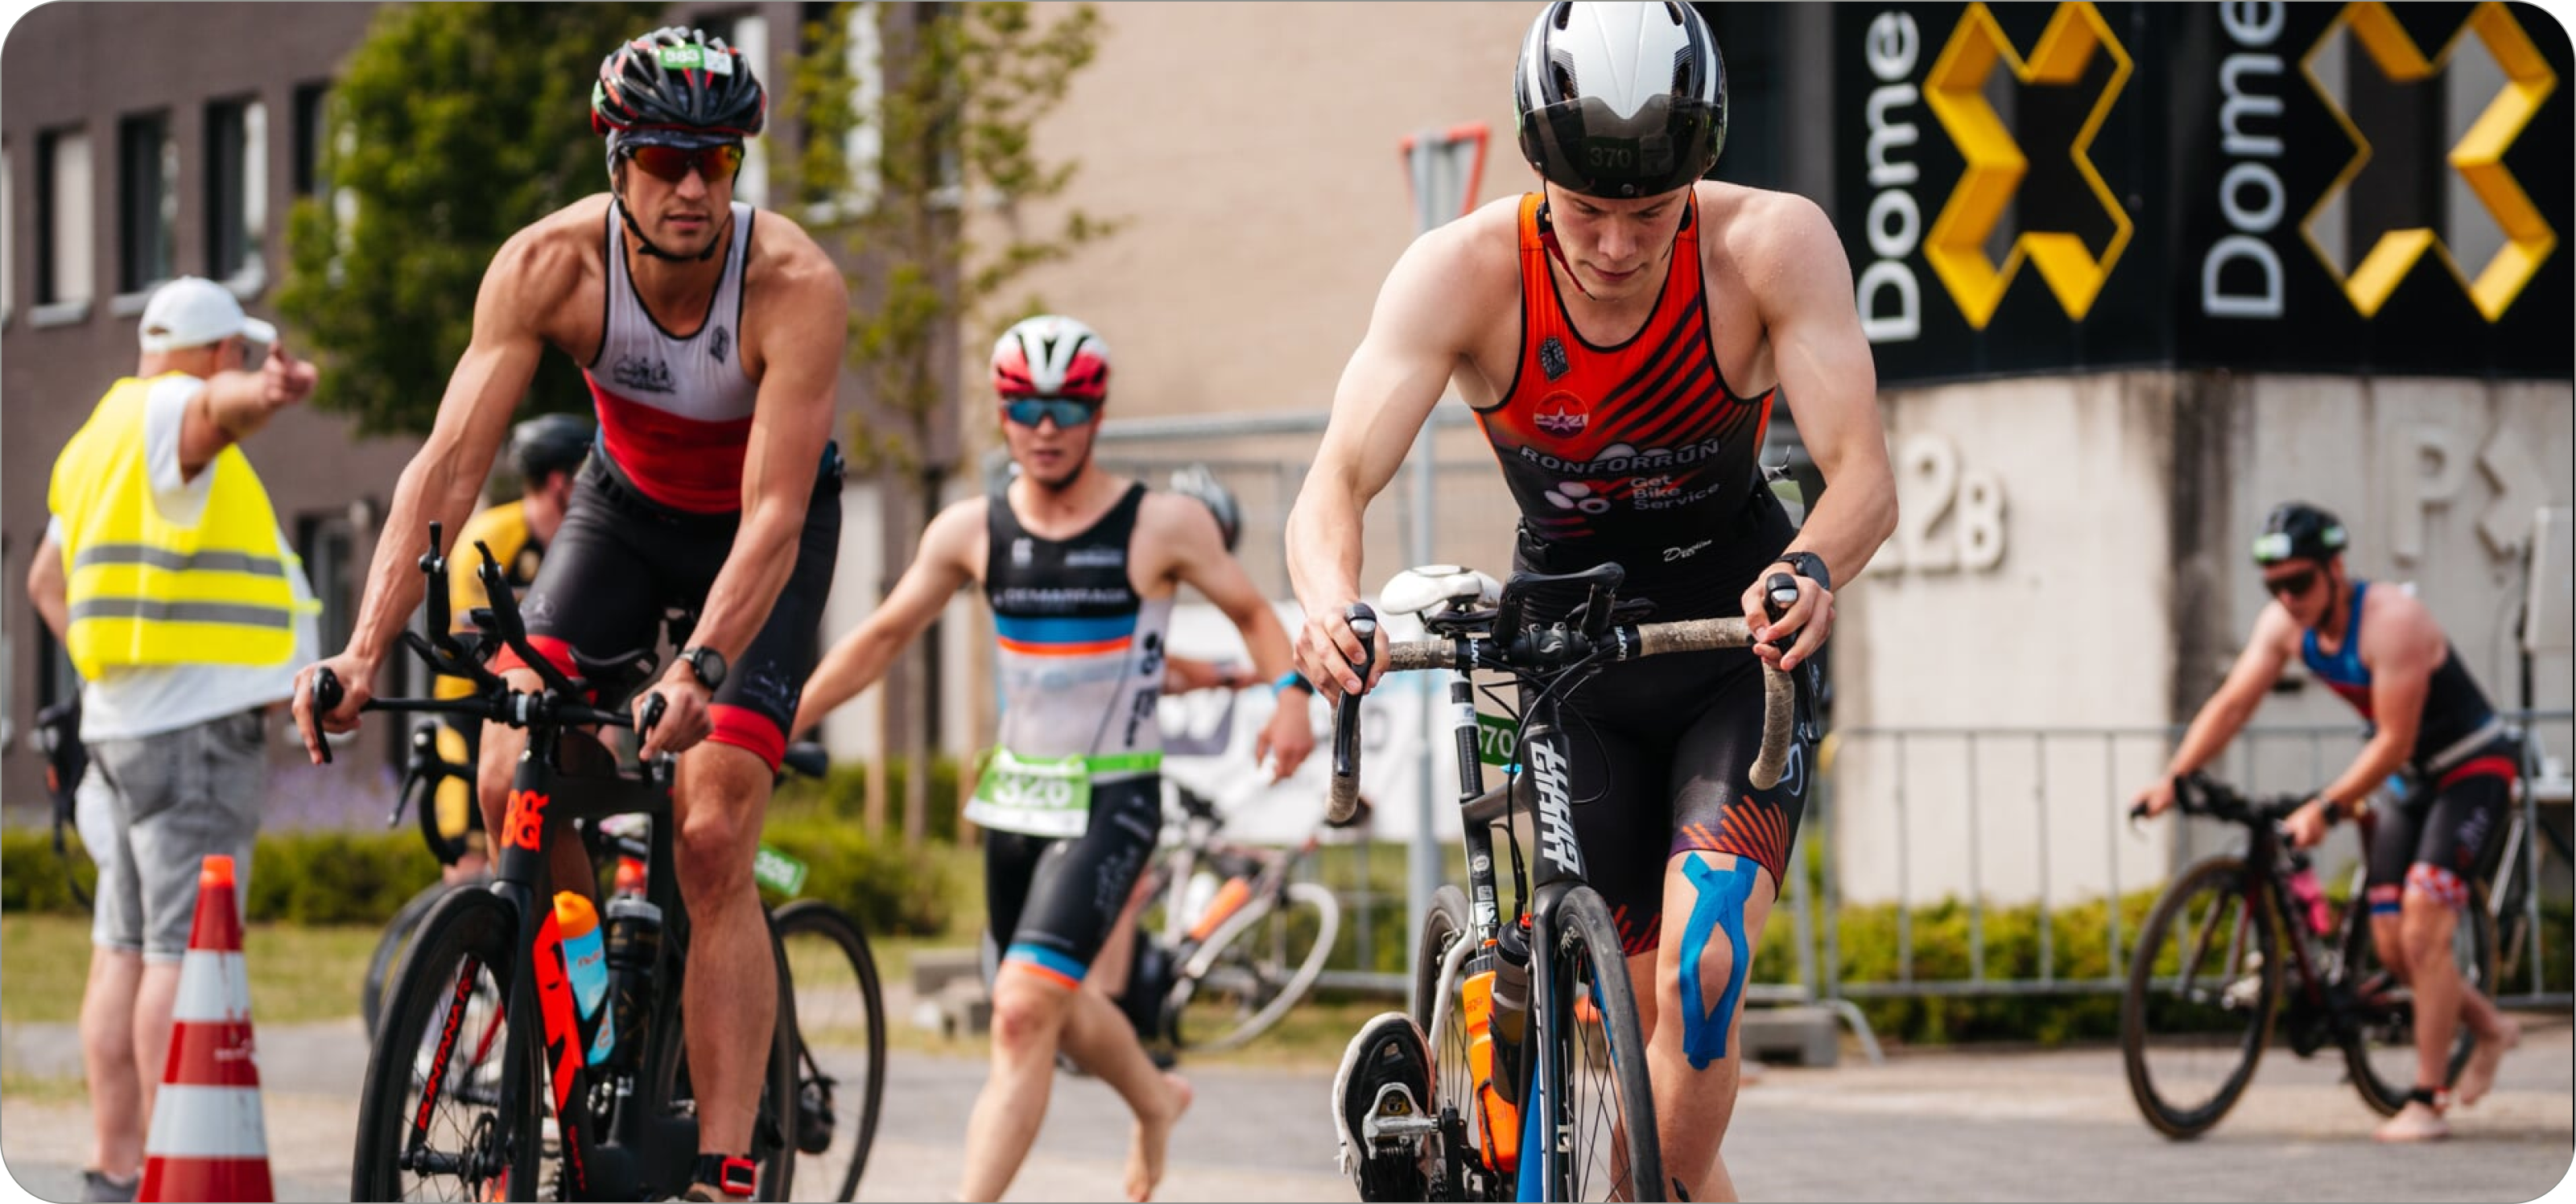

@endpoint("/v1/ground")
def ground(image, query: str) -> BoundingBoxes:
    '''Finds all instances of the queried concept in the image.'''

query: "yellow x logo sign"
[2301,2,2558,321]
[1922,2,2134,329]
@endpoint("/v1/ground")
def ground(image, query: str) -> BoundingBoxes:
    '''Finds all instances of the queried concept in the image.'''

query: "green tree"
[279,2,661,435]
[779,2,1121,847]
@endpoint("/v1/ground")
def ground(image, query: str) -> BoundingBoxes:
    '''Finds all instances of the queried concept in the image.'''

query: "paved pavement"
[3,1015,2569,1202]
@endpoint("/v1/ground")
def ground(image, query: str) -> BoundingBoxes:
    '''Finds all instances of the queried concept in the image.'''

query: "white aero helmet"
[989,314,1111,401]
[1515,2,1728,198]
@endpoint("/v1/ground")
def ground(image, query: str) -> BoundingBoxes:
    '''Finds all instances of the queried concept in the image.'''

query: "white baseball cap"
[138,276,278,353]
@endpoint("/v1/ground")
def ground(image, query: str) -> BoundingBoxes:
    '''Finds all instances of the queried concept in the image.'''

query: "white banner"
[1156,600,1472,846]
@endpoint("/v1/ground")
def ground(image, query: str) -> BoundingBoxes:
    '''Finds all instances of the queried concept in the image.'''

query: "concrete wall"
[1831,371,2574,905]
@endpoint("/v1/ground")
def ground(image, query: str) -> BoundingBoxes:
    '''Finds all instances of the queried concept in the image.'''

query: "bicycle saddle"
[1379,564,1502,616]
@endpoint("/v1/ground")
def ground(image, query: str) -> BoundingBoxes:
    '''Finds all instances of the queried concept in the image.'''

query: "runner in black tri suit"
[293,28,850,1198]
[2132,502,2522,1142]
[1288,6,1896,1199]
[795,315,1313,1203]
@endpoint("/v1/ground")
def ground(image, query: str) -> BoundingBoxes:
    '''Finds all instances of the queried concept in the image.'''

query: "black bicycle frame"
[414,731,696,1201]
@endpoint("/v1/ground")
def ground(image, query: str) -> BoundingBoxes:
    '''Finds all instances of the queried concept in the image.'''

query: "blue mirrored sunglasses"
[1001,397,1100,428]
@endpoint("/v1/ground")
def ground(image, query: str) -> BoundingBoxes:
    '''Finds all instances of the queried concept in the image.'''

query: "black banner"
[1838,2,2573,384]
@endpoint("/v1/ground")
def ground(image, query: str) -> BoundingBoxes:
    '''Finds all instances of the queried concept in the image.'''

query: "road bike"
[333,524,810,1200]
[2120,772,2493,1138]
[1113,783,1345,1056]
[1330,561,1802,1202]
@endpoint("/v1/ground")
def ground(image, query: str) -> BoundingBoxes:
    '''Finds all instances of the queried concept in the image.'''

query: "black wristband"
[1775,550,1830,592]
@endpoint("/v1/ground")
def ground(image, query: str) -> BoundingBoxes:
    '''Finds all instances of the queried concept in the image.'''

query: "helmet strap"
[612,179,728,265]
[1534,199,1598,302]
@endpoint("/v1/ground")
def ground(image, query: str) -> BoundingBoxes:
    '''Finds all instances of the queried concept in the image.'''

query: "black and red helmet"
[592,27,766,146]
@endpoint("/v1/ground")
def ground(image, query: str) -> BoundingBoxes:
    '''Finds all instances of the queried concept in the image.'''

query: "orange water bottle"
[1462,944,1523,1173]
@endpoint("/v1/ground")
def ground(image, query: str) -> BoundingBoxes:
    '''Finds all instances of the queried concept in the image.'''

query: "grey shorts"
[89,709,266,960]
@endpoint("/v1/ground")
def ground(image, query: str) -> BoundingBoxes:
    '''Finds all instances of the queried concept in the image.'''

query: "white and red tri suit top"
[586,200,762,513]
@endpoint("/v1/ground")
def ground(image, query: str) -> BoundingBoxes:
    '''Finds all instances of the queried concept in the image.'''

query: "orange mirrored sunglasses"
[623,142,745,184]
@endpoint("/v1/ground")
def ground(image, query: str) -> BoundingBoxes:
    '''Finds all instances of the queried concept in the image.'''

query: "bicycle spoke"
[2124,859,2276,1137]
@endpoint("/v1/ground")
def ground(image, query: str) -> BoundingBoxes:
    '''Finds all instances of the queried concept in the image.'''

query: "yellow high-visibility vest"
[48,373,307,679]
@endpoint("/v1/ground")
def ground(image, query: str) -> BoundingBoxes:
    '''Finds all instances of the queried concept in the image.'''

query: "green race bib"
[967,749,1096,838]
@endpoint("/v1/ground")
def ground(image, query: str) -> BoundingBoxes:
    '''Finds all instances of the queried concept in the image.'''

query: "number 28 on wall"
[1882,432,2005,573]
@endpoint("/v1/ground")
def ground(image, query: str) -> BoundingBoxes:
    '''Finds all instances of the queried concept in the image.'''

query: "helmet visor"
[1525,93,1720,198]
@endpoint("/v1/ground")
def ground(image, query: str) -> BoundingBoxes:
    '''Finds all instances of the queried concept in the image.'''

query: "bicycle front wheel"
[1176,880,1342,1053]
[1547,886,1662,1202]
[365,876,489,1040]
[1414,884,1503,1202]
[351,888,540,1202]
[771,899,888,1202]
[2121,856,2279,1139]
[2342,880,2495,1115]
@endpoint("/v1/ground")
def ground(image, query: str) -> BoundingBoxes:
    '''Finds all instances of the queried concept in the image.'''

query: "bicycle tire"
[1414,884,1506,1202]
[365,876,488,1041]
[351,888,541,1202]
[656,923,802,1202]
[770,898,889,1202]
[2120,856,2279,1139]
[1547,886,1662,1202]
[2342,880,2496,1115]
[1174,880,1342,1052]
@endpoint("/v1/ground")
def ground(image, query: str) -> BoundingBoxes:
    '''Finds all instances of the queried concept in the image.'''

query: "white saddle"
[1378,564,1502,616]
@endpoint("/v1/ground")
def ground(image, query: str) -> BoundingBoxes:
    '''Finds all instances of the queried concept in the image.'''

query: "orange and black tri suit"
[1472,193,1806,954]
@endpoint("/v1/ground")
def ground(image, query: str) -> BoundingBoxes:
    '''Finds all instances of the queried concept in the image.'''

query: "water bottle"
[555,893,615,1065]
[603,897,664,1071]
[1489,922,1531,1046]
[1460,944,1522,1173]
[2286,861,2333,937]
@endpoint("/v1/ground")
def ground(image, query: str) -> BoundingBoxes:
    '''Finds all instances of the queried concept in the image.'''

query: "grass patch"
[0,1070,89,1105]
[2,914,382,1028]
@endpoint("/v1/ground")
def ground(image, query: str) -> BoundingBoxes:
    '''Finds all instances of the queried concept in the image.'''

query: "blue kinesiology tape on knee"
[1678,857,1757,1071]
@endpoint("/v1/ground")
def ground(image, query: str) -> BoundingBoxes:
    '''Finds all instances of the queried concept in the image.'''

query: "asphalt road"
[3,1015,2568,1202]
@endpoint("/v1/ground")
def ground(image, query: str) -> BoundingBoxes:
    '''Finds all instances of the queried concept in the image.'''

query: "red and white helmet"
[990,315,1111,401]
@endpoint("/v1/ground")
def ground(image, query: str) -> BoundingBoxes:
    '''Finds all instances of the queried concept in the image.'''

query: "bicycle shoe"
[677,1153,757,1200]
[1332,1011,1434,1202]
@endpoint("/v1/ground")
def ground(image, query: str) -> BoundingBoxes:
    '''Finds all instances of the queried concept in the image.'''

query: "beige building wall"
[985,2,1537,423]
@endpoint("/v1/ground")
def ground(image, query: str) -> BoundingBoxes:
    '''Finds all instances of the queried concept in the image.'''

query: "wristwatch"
[1774,550,1831,592]
[676,645,729,691]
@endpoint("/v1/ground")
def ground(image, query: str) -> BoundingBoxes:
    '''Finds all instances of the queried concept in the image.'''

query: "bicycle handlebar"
[1324,572,1804,825]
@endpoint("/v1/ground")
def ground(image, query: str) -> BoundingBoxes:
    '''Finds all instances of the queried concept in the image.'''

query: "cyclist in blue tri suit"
[2133,502,2521,1142]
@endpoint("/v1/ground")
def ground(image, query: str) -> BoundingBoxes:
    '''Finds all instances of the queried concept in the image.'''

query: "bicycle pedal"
[1361,1082,1439,1147]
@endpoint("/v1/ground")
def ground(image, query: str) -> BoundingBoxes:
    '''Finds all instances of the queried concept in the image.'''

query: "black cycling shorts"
[985,775,1162,988]
[2366,737,2519,912]
[493,454,841,770]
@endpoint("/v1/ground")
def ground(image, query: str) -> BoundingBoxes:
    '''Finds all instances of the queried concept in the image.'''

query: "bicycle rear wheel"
[2120,856,2278,1139]
[1175,880,1341,1052]
[1547,886,1662,1202]
[658,925,802,1202]
[2342,881,2495,1115]
[351,889,540,1202]
[771,899,888,1202]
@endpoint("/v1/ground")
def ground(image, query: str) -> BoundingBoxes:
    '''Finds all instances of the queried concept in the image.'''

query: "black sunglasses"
[622,142,745,184]
[1001,397,1100,429]
[2264,567,2321,599]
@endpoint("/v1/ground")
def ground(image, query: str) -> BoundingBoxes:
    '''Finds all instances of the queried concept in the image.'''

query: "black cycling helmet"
[591,27,766,147]
[2252,501,2349,566]
[1169,464,1243,554]
[1515,2,1728,199]
[510,413,595,484]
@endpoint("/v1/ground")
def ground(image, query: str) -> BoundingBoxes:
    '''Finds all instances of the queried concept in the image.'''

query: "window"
[798,1,882,216]
[2,144,13,324]
[205,97,267,287]
[297,512,357,655]
[117,111,175,296]
[291,82,329,197]
[35,126,93,316]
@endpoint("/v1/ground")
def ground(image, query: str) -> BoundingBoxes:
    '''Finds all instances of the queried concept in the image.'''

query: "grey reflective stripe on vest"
[68,599,295,629]
[72,543,287,578]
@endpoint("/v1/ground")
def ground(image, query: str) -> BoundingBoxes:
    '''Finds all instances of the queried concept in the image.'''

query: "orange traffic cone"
[138,854,275,1202]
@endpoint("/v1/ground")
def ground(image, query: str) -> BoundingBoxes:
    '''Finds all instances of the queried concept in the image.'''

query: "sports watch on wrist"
[1775,550,1830,592]
[676,645,728,691]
